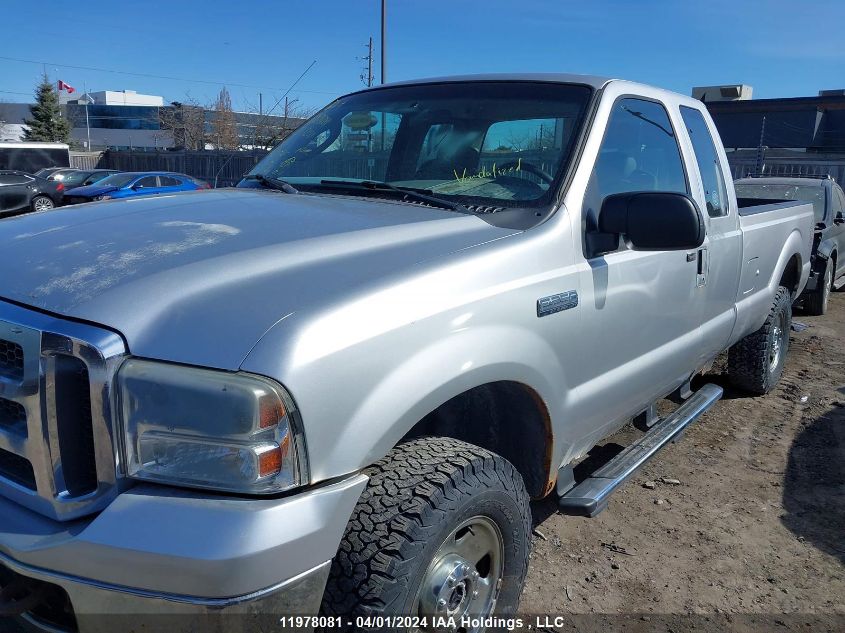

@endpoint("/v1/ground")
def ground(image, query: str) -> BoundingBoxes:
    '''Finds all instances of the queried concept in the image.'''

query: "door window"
[159,176,180,187]
[584,98,688,252]
[832,185,845,218]
[680,106,728,217]
[134,176,159,189]
[588,98,687,204]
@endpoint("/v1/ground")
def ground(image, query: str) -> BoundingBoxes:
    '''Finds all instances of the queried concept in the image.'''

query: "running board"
[558,383,723,517]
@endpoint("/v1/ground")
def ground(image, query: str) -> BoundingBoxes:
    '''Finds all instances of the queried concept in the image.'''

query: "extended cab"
[0,75,813,632]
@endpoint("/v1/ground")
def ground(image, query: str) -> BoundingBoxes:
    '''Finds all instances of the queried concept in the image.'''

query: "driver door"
[569,96,702,442]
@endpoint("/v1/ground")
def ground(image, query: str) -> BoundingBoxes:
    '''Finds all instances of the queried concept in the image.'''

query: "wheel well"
[402,381,554,499]
[779,254,801,298]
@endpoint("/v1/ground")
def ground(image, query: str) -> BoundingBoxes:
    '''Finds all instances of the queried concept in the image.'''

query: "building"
[692,84,753,103]
[0,89,305,151]
[704,89,845,154]
[698,86,845,184]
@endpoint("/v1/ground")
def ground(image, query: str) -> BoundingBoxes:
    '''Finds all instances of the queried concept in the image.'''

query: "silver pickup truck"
[0,74,813,632]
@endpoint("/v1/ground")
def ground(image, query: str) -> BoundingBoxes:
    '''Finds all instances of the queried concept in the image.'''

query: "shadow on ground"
[781,403,845,565]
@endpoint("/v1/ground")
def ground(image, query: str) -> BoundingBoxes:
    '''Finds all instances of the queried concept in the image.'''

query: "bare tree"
[211,87,238,150]
[244,96,315,150]
[160,96,206,150]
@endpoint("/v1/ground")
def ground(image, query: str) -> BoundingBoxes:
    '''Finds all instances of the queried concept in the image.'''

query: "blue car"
[63,171,210,204]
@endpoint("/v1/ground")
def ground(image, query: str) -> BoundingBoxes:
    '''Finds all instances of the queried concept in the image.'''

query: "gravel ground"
[521,292,845,631]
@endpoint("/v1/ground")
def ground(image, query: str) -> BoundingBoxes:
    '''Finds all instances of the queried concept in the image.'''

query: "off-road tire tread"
[320,436,531,620]
[804,261,831,315]
[728,285,791,395]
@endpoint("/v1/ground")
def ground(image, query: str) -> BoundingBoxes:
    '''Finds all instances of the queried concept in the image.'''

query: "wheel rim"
[413,515,504,631]
[33,197,53,211]
[823,266,832,310]
[769,311,787,372]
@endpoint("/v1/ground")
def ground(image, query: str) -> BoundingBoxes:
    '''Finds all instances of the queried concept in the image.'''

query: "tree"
[211,87,238,149]
[23,73,71,143]
[246,96,314,150]
[159,96,207,150]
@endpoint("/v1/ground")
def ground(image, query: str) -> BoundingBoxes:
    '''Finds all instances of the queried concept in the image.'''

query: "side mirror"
[598,192,705,251]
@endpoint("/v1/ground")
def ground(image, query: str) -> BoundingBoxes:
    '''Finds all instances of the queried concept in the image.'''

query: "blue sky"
[1,0,842,113]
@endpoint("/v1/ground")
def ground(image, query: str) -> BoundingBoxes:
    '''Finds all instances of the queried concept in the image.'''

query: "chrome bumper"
[1,474,368,632]
[9,559,330,633]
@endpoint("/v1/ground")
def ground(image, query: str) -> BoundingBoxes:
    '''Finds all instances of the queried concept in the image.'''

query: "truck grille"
[0,340,24,381]
[0,302,125,521]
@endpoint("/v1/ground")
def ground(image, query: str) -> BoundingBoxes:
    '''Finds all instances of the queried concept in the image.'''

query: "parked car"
[33,166,66,179]
[43,168,80,182]
[0,169,64,216]
[53,168,121,190]
[735,175,845,314]
[63,171,209,204]
[0,74,813,631]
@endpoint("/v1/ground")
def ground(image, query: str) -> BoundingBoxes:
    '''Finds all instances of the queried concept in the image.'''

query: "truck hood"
[0,189,518,369]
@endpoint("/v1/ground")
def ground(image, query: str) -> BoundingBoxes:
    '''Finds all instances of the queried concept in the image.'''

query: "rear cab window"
[679,106,729,218]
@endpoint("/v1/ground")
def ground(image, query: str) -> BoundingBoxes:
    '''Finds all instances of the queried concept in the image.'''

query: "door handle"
[696,247,709,287]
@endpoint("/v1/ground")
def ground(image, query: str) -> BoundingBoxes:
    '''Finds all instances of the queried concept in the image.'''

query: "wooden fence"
[72,148,845,189]
[71,149,268,187]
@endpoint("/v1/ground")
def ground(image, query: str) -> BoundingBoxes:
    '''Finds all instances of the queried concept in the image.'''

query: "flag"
[57,80,75,94]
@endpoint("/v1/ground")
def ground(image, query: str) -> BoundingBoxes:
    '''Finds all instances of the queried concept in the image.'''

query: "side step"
[558,383,723,517]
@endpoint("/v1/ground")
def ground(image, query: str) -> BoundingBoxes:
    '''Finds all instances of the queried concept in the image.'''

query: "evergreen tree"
[23,74,71,143]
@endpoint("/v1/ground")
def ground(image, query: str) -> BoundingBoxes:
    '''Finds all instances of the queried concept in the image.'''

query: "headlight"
[96,195,111,200]
[117,359,306,494]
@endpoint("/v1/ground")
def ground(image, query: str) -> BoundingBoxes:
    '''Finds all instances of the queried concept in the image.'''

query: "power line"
[0,55,340,96]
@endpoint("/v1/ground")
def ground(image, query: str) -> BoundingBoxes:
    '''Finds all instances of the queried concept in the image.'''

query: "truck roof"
[353,72,613,93]
[347,74,711,112]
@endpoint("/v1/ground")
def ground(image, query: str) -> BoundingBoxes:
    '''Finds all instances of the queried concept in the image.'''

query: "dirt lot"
[522,293,845,631]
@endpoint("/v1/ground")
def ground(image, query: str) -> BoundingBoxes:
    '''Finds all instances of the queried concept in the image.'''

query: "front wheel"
[728,285,792,395]
[804,261,832,315]
[30,195,55,212]
[321,437,531,630]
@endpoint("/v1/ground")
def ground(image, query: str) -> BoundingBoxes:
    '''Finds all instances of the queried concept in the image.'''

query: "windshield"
[247,82,592,208]
[734,182,826,222]
[61,171,95,187]
[94,173,137,188]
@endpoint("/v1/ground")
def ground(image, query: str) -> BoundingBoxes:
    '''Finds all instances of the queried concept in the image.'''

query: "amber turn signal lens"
[259,393,286,429]
[258,447,283,477]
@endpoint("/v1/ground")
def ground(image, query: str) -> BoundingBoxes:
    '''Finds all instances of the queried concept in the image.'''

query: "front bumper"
[0,474,367,632]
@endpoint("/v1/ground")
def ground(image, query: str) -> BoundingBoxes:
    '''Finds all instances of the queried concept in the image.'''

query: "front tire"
[30,195,55,212]
[728,285,792,395]
[321,437,531,629]
[804,261,832,315]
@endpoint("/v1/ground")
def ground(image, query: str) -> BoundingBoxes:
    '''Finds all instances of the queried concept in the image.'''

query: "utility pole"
[380,0,387,84]
[755,115,767,175]
[360,37,374,87]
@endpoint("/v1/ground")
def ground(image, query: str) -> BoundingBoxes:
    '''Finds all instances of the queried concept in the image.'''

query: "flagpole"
[84,83,91,151]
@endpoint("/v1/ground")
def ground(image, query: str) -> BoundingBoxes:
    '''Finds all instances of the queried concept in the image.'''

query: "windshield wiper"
[318,179,469,214]
[245,174,299,194]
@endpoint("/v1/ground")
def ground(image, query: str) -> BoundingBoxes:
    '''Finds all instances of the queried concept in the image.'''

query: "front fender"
[331,324,564,474]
